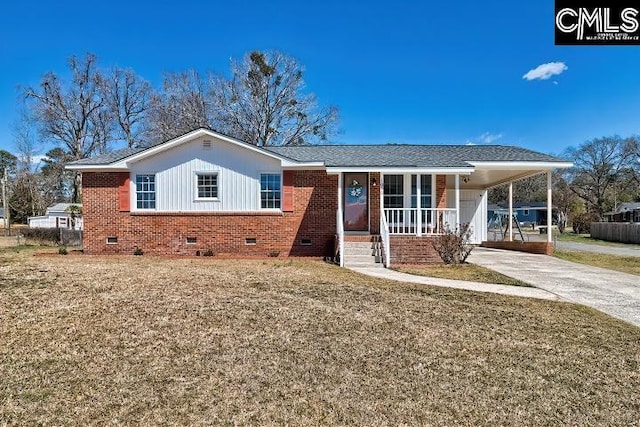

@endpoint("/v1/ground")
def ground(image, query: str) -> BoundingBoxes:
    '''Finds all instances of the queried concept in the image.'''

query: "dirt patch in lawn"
[1,249,639,425]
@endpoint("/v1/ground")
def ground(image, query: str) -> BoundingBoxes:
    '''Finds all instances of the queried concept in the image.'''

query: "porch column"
[416,173,422,236]
[547,170,553,244]
[338,173,342,213]
[508,181,513,241]
[337,173,343,267]
[379,173,384,226]
[455,174,460,228]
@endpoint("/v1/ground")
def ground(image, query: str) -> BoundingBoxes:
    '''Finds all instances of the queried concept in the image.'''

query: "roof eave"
[469,161,573,169]
[65,164,129,172]
[325,166,475,174]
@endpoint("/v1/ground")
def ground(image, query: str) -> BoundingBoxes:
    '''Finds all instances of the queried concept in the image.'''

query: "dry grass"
[554,250,640,276]
[395,263,530,287]
[555,231,640,249]
[1,248,639,425]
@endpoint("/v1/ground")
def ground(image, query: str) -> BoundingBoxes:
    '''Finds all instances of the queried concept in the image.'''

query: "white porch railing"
[380,210,391,267]
[384,208,457,235]
[336,207,344,267]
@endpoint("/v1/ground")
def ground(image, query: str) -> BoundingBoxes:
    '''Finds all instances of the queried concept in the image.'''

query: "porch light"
[371,177,377,187]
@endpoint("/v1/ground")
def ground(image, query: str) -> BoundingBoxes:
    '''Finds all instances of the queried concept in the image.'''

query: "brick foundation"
[389,235,442,265]
[82,171,338,257]
[480,241,554,255]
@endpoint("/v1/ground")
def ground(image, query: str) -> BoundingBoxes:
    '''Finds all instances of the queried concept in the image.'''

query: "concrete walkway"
[555,240,640,257]
[468,247,640,327]
[348,266,561,301]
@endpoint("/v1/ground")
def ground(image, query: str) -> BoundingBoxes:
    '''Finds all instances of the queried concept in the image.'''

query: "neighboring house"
[66,128,571,265]
[0,207,6,227]
[604,202,640,223]
[28,203,83,230]
[488,202,553,227]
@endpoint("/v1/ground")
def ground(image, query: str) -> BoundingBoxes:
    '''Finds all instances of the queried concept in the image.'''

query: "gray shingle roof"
[71,147,146,165]
[266,144,564,167]
[69,139,566,168]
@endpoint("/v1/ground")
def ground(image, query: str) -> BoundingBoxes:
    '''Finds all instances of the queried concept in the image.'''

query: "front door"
[343,173,369,232]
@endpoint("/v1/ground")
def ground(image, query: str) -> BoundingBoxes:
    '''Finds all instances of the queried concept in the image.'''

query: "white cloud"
[464,132,503,145]
[523,62,568,81]
[479,132,503,144]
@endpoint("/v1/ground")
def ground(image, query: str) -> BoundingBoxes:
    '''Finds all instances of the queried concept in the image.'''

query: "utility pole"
[1,168,9,236]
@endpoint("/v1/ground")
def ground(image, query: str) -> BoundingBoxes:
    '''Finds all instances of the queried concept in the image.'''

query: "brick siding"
[82,171,337,257]
[480,241,554,255]
[389,235,442,265]
[435,175,447,209]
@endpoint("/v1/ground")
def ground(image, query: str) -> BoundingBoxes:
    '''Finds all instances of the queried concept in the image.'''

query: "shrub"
[571,212,599,234]
[21,228,59,244]
[202,249,214,257]
[431,224,474,265]
[133,246,144,256]
[58,246,68,255]
[268,250,280,257]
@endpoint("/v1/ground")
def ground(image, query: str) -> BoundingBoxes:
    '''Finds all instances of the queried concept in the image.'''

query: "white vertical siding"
[448,189,488,244]
[129,136,281,212]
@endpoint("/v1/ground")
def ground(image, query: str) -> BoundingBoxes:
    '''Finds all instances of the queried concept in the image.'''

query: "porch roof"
[266,144,566,168]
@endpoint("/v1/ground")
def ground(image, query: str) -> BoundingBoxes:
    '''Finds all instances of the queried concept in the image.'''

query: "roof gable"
[67,128,319,170]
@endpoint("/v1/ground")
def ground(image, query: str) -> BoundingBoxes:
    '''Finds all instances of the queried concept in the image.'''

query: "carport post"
[508,181,513,241]
[455,174,460,229]
[547,170,552,244]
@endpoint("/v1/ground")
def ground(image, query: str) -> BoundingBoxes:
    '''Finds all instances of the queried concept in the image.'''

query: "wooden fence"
[590,222,640,244]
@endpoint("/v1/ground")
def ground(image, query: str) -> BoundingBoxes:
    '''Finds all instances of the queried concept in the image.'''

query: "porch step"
[342,236,384,268]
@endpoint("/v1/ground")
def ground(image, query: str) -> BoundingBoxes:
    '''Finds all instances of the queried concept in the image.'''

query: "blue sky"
[1,0,640,158]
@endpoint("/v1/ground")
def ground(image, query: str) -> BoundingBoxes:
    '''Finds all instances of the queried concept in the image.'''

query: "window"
[411,175,432,208]
[383,175,403,208]
[260,173,281,209]
[523,209,530,216]
[106,236,118,244]
[136,174,156,209]
[197,173,218,199]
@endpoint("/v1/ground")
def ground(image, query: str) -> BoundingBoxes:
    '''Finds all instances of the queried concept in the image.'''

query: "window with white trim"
[411,174,432,208]
[136,174,156,209]
[260,173,281,209]
[383,175,404,208]
[196,173,218,199]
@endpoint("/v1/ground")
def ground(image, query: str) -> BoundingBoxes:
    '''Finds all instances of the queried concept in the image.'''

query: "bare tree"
[24,53,110,202]
[565,136,637,218]
[10,108,47,220]
[211,51,338,146]
[146,70,210,143]
[101,67,152,147]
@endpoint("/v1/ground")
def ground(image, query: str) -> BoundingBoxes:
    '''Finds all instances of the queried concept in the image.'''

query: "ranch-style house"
[67,128,572,266]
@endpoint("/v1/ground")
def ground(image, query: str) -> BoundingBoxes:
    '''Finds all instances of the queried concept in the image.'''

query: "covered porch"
[333,163,569,267]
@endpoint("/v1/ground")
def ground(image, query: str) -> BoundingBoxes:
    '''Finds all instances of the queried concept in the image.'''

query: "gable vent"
[202,140,212,150]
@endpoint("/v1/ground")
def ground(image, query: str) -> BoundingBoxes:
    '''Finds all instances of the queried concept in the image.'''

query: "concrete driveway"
[468,247,640,328]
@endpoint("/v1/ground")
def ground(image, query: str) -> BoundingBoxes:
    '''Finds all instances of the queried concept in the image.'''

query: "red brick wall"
[369,172,381,234]
[480,241,554,255]
[435,175,447,209]
[389,236,442,265]
[82,171,338,257]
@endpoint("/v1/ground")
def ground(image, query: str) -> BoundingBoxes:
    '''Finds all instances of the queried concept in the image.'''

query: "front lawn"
[1,249,639,425]
[554,250,640,276]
